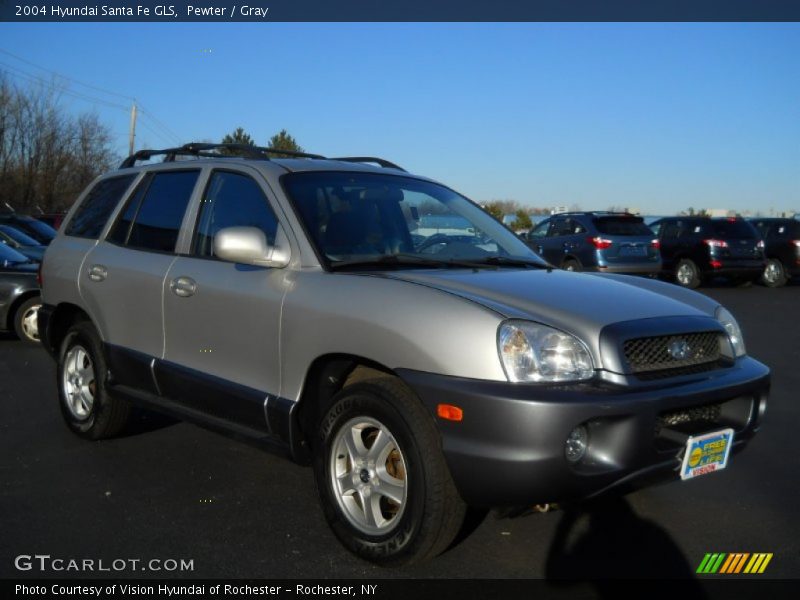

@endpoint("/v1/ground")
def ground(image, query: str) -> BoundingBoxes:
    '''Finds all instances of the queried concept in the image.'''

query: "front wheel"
[13,296,42,343]
[313,378,466,566]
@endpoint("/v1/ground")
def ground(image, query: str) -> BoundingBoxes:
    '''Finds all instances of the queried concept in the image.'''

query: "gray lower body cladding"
[398,358,769,508]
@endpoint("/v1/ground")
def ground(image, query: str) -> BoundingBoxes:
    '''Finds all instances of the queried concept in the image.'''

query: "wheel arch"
[293,353,398,460]
[45,302,94,356]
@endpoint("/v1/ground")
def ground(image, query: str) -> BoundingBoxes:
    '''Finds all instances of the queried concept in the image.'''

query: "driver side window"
[529,220,550,239]
[192,170,278,258]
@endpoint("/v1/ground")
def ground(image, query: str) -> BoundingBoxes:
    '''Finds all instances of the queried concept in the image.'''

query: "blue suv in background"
[522,212,661,274]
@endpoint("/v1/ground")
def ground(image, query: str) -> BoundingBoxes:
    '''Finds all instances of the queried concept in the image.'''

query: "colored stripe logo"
[696,553,773,574]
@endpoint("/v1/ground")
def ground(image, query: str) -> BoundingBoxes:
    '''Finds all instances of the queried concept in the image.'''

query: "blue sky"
[0,23,798,215]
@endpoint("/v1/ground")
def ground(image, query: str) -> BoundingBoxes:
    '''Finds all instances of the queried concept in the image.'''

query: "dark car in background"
[0,214,57,245]
[0,224,46,262]
[0,243,41,343]
[749,218,800,287]
[650,217,765,288]
[522,212,661,274]
[36,213,67,231]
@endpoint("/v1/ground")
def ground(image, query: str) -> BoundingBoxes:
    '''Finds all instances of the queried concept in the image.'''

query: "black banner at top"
[1,0,800,22]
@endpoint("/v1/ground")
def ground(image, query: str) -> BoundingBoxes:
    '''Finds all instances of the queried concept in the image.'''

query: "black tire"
[12,296,42,344]
[57,320,132,440]
[313,378,467,566]
[761,258,788,288]
[674,259,702,288]
[562,258,581,272]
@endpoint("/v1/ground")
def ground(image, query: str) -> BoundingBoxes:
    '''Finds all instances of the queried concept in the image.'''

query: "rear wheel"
[761,258,788,288]
[313,378,466,566]
[13,296,42,344]
[57,320,132,439]
[674,259,702,288]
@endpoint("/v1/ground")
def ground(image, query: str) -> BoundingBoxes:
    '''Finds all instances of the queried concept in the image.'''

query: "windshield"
[282,172,544,268]
[0,225,40,246]
[0,242,29,265]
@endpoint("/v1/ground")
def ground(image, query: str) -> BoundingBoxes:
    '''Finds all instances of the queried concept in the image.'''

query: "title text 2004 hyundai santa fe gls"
[38,143,769,565]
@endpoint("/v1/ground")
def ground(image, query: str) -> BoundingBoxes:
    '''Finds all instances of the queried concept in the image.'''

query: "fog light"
[565,425,588,463]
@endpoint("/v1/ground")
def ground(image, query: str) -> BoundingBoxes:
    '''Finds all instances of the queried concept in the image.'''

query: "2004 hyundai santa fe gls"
[38,143,770,565]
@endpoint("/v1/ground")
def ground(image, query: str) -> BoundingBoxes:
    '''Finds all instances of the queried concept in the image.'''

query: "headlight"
[498,321,594,382]
[716,306,746,358]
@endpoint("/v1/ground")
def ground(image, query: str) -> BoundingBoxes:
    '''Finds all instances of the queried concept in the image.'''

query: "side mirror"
[213,226,291,268]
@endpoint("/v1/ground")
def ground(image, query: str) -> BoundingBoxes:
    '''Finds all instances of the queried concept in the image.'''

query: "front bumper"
[398,357,769,507]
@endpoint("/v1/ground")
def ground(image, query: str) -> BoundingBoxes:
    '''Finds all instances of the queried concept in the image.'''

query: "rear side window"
[594,217,652,236]
[192,171,278,258]
[771,221,800,239]
[107,170,199,252]
[64,175,137,239]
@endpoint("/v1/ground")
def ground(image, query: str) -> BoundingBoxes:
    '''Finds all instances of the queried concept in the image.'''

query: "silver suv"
[38,143,770,566]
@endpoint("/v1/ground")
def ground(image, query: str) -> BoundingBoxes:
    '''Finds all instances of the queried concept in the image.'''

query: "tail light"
[710,260,723,269]
[37,262,43,287]
[589,236,612,250]
[650,239,660,250]
[792,240,800,249]
[703,239,728,248]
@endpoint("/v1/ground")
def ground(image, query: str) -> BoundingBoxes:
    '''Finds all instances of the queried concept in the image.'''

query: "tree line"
[0,73,116,213]
[0,76,307,215]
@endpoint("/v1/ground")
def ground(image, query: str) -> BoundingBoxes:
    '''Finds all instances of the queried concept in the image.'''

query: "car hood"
[376,268,720,337]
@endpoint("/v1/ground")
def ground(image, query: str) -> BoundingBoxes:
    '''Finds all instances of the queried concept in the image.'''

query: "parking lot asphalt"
[1,282,799,581]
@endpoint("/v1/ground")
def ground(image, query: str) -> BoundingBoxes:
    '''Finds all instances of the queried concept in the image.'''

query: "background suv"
[523,212,661,274]
[650,217,765,288]
[748,218,800,287]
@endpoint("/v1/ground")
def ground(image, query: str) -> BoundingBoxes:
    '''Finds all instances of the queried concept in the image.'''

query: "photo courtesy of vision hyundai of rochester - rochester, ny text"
[37,143,770,566]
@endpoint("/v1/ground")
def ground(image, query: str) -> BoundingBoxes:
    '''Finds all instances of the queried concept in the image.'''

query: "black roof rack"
[330,157,407,172]
[119,143,403,171]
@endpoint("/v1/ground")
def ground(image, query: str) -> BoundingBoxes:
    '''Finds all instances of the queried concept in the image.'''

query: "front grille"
[623,331,722,374]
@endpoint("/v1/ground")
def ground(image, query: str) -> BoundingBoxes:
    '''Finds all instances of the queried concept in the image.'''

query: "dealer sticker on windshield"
[680,428,734,480]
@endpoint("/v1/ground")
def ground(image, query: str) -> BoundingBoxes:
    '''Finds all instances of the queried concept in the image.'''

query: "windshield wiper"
[329,254,494,271]
[474,256,552,270]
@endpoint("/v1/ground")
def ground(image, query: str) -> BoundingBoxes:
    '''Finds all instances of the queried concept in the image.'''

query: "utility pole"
[128,101,137,156]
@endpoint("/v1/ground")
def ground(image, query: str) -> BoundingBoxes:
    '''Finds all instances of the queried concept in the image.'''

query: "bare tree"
[0,72,116,213]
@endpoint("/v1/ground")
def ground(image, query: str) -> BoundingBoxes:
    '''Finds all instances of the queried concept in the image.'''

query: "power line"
[0,62,130,112]
[0,47,135,102]
[138,105,183,145]
[0,49,185,146]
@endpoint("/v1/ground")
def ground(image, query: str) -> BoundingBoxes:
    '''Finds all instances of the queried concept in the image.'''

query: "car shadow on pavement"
[544,497,707,597]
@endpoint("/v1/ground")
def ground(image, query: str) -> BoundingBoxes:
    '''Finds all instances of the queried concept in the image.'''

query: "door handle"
[87,265,107,282]
[170,276,197,298]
